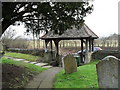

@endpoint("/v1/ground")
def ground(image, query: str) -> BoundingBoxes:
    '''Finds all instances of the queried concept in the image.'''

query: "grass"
[4,52,39,62]
[54,60,99,88]
[1,57,47,73]
[1,57,47,88]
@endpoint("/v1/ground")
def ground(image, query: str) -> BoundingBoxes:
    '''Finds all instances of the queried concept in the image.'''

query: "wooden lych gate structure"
[40,23,98,65]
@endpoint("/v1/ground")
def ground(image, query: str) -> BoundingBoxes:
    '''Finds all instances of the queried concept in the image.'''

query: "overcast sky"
[85,0,119,37]
[3,0,119,39]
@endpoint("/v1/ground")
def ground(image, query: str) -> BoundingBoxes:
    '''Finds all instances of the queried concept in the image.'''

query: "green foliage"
[54,60,99,88]
[2,2,93,36]
[1,57,47,73]
[4,52,39,62]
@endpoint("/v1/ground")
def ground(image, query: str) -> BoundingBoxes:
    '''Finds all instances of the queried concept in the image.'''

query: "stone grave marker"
[63,54,77,74]
[44,52,53,62]
[96,55,120,88]
[84,52,92,64]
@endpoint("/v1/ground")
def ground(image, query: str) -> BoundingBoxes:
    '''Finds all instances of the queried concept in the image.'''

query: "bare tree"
[1,28,17,49]
[1,28,29,49]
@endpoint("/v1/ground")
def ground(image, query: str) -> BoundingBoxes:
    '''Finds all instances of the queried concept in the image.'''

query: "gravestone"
[84,52,92,64]
[96,56,120,88]
[63,54,77,74]
[43,51,55,63]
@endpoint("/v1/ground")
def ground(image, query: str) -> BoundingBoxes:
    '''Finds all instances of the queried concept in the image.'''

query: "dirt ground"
[2,64,34,88]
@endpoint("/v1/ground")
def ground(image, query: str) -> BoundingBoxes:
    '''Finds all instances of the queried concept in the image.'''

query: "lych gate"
[40,23,98,65]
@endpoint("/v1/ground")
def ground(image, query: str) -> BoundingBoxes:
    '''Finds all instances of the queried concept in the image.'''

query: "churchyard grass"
[1,57,47,88]
[1,57,47,73]
[54,60,99,88]
[4,52,39,62]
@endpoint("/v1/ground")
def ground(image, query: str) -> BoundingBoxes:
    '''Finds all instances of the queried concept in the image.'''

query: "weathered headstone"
[96,56,120,88]
[44,51,55,62]
[84,52,92,64]
[63,54,77,74]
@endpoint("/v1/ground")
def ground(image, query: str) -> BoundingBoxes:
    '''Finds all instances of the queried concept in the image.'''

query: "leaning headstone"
[63,54,77,74]
[96,55,120,88]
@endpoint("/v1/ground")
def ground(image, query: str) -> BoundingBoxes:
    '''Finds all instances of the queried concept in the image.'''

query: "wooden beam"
[53,39,60,55]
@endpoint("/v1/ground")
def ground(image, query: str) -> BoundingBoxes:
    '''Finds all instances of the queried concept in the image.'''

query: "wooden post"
[92,39,94,52]
[50,40,54,61]
[54,39,60,55]
[50,40,53,51]
[81,39,84,63]
[54,39,60,66]
[89,39,92,52]
[86,39,89,53]
[84,38,89,63]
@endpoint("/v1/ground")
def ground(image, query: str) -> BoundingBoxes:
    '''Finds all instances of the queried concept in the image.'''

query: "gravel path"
[24,67,62,89]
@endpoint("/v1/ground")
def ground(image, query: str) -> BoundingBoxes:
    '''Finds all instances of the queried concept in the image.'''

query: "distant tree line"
[1,32,118,50]
[94,33,118,48]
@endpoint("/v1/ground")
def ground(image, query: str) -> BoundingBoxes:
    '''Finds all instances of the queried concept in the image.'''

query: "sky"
[3,0,119,39]
[85,0,119,37]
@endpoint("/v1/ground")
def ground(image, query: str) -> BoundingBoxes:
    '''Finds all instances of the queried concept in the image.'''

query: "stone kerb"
[96,55,120,88]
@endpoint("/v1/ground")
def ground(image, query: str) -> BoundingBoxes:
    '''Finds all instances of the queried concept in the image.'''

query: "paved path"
[24,67,62,89]
[4,56,53,68]
[5,56,25,61]
[4,56,63,88]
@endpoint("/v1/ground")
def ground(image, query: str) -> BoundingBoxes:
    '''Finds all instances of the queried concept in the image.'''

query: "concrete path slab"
[5,56,25,61]
[42,66,53,68]
[23,61,30,63]
[12,58,25,61]
[29,62,38,64]
[4,56,52,69]
[35,63,48,67]
[24,67,62,89]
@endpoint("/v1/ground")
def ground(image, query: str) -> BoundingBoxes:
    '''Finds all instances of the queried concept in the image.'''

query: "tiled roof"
[41,23,98,40]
